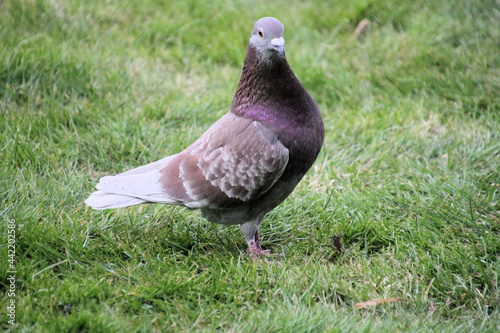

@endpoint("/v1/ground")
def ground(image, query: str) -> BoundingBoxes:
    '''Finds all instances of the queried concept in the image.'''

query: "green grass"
[1,0,499,331]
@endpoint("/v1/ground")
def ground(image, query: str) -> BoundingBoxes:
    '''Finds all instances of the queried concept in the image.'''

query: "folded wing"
[85,113,289,210]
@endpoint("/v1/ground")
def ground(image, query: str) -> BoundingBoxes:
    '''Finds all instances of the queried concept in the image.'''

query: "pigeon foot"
[246,231,272,258]
[246,240,271,257]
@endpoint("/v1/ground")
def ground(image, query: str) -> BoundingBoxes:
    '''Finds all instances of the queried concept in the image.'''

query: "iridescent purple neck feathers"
[231,45,316,121]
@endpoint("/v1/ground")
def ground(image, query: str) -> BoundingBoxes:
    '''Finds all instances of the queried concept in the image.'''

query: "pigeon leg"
[241,220,270,257]
[247,230,271,257]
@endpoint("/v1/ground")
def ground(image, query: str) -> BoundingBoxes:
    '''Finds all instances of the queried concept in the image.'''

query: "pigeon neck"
[230,45,303,119]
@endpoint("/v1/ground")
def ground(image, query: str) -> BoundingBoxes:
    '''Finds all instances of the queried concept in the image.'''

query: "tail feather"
[85,191,147,209]
[118,154,177,176]
[85,154,180,210]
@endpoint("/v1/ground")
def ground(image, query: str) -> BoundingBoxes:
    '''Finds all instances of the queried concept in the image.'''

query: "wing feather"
[87,113,289,210]
[160,112,289,208]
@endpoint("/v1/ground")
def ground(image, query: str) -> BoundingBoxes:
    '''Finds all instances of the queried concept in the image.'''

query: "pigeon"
[85,17,324,256]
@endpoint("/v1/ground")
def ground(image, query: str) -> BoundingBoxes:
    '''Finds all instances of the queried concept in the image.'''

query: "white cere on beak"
[271,37,285,56]
[271,37,285,48]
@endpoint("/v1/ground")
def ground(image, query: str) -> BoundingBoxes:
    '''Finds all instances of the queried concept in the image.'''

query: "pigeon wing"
[159,112,289,209]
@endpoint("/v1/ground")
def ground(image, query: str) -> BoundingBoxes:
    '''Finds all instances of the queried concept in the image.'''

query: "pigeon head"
[249,17,285,62]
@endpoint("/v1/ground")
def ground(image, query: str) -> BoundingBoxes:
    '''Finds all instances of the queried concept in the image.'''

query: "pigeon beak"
[271,37,285,56]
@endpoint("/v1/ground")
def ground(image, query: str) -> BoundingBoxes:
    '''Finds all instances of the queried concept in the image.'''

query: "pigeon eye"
[258,29,264,38]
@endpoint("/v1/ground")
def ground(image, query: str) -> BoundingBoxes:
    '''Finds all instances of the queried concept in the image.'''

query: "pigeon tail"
[85,191,147,209]
[86,154,182,209]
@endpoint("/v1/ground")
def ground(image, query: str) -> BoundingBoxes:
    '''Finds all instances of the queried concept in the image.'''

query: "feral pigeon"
[85,17,324,256]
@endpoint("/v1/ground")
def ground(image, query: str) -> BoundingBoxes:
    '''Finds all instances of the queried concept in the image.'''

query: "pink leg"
[246,231,271,257]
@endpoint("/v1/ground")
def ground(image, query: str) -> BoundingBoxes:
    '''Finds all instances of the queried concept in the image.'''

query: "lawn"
[1,0,499,331]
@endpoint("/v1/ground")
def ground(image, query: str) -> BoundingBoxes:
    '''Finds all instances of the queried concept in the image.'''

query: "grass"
[1,0,499,331]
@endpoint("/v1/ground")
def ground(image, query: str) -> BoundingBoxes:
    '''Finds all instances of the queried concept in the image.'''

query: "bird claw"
[257,249,272,257]
[246,247,271,257]
[245,232,279,264]
[246,241,280,266]
[248,251,281,267]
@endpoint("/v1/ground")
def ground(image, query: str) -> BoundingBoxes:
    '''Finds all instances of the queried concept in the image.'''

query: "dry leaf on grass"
[354,298,405,309]
[351,19,371,41]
